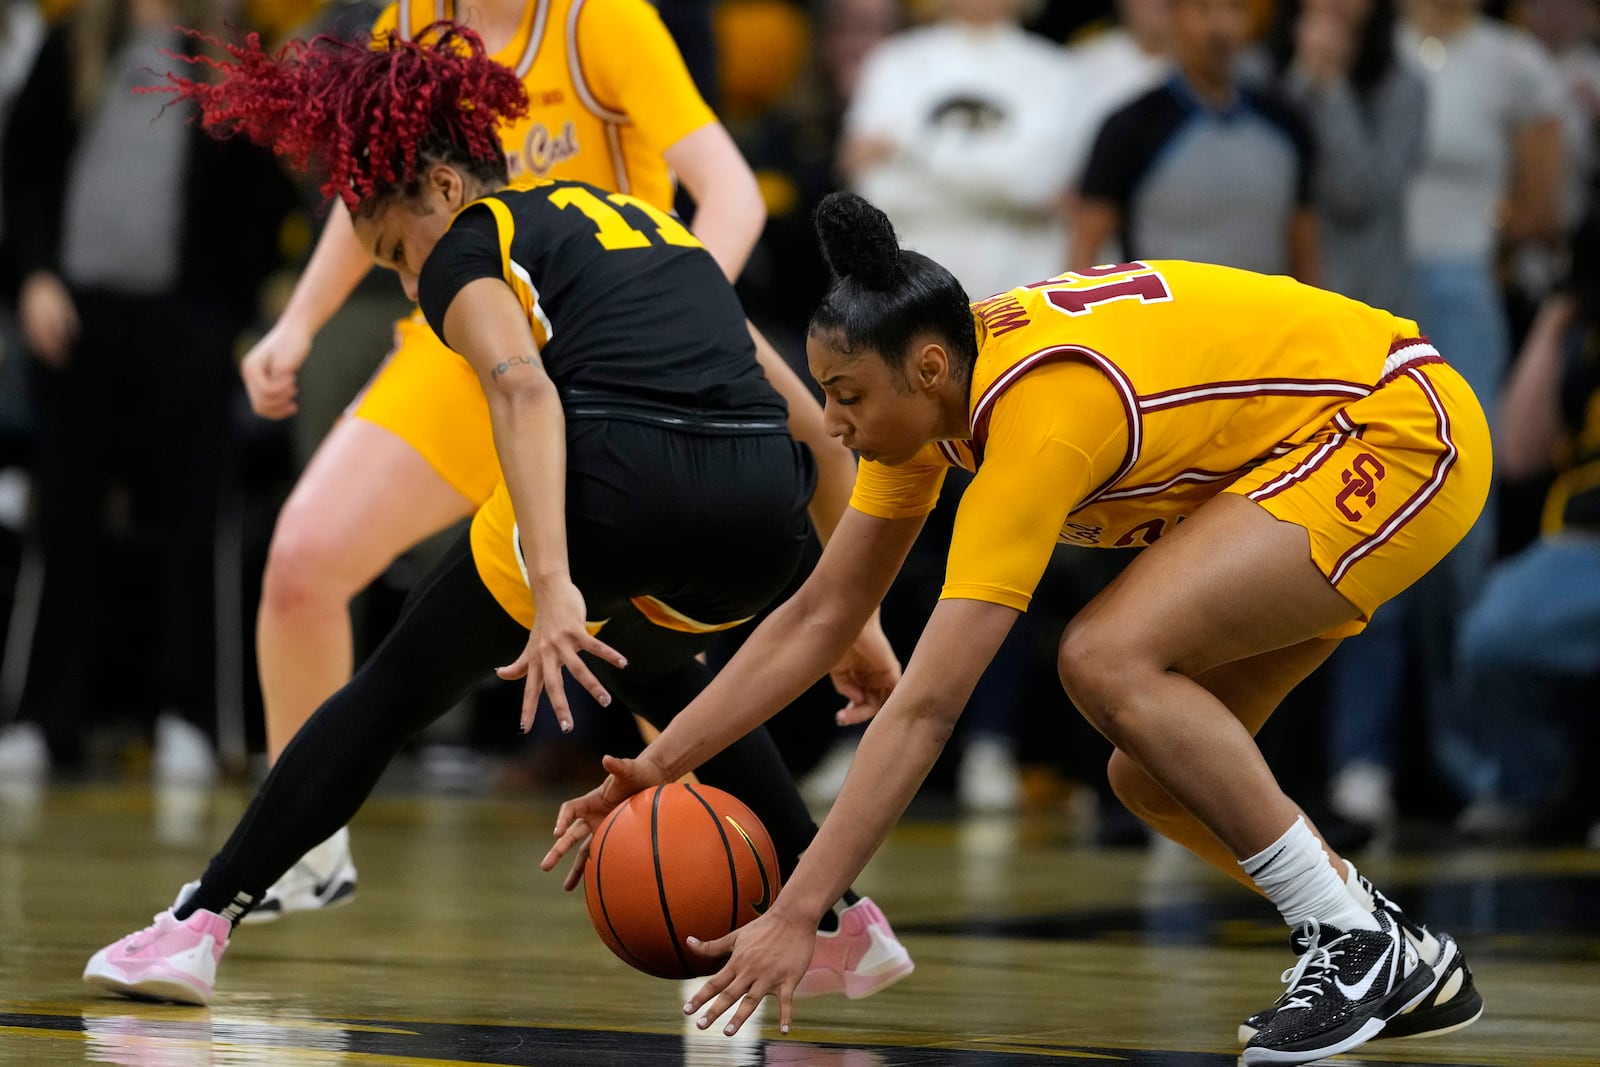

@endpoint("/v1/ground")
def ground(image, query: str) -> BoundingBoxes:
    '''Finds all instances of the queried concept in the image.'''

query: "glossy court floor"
[1,781,1597,1066]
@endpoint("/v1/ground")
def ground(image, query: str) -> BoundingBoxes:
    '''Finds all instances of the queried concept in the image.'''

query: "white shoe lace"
[1277,920,1353,1012]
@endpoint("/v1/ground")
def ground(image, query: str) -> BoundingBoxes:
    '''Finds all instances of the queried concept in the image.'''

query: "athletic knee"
[1057,621,1151,737]
[261,509,358,613]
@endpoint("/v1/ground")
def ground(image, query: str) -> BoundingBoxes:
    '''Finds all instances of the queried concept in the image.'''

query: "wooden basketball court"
[2,780,1597,1065]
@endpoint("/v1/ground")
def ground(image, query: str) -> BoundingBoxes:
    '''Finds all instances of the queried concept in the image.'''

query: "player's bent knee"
[1057,622,1139,732]
[261,513,361,613]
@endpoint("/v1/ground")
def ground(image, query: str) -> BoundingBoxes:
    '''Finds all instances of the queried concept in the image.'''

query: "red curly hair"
[148,22,529,211]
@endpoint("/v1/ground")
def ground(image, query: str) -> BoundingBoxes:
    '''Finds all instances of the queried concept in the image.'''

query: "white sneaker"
[153,714,218,787]
[240,826,358,925]
[0,721,47,778]
[957,735,1022,813]
[1328,761,1395,829]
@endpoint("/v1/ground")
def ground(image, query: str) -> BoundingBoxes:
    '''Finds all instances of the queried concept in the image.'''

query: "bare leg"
[257,417,474,762]
[1106,638,1350,892]
[1058,494,1359,860]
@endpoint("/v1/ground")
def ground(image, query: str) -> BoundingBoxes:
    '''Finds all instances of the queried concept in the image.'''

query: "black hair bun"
[815,191,901,291]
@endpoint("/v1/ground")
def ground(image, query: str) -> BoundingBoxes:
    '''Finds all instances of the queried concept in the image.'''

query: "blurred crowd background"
[0,0,1596,855]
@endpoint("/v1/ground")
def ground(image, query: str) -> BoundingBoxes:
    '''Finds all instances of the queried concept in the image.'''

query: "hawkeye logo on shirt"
[509,121,580,178]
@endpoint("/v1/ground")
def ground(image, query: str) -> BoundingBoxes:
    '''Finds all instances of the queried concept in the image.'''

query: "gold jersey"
[849,261,1489,620]
[374,0,715,211]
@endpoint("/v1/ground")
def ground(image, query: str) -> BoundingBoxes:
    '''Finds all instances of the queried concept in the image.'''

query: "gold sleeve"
[574,0,717,153]
[849,444,950,521]
[940,361,1129,611]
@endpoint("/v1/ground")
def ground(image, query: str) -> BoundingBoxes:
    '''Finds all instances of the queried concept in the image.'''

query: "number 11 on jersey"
[1039,263,1173,317]
[549,186,703,253]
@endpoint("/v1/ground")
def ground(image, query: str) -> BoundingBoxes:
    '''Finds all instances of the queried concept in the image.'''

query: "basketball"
[583,783,781,979]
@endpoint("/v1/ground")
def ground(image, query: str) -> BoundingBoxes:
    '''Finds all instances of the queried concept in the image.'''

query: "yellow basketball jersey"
[953,261,1423,545]
[859,260,1427,549]
[374,0,715,210]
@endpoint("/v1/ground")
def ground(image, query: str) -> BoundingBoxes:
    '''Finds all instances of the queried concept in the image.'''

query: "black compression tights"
[179,533,825,921]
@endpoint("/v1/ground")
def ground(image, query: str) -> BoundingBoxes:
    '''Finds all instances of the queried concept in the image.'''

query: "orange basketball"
[583,783,781,979]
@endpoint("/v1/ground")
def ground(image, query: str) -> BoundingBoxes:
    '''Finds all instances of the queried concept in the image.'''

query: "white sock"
[1241,817,1380,932]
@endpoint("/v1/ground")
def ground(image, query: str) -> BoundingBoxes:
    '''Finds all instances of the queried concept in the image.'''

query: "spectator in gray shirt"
[1268,0,1426,311]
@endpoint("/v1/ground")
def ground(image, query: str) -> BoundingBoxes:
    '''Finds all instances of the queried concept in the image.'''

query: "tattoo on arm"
[490,354,542,381]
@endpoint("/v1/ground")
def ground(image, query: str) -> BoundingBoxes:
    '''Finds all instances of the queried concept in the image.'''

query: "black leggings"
[183,532,823,920]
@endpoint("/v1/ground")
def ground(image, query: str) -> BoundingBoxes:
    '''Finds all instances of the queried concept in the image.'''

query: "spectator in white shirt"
[839,0,1080,299]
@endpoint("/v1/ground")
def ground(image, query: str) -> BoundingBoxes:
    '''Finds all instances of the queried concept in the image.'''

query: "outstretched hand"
[498,579,626,733]
[828,613,901,726]
[541,753,669,888]
[682,909,816,1036]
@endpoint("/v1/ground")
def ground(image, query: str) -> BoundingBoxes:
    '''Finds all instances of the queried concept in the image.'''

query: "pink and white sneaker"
[797,897,915,1000]
[83,907,231,1006]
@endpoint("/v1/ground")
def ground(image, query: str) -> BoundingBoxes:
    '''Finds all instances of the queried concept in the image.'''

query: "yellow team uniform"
[849,261,1493,637]
[349,0,717,503]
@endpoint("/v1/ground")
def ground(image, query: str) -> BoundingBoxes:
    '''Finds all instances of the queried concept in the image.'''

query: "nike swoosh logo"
[1336,928,1398,1000]
[724,816,773,915]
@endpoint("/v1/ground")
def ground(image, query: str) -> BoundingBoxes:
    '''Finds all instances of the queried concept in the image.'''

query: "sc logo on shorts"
[1335,453,1386,522]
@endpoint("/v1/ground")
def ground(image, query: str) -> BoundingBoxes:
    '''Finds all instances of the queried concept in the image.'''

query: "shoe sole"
[844,957,915,1000]
[84,970,211,1006]
[1387,984,1484,1040]
[1243,1016,1385,1066]
[1241,1004,1478,1049]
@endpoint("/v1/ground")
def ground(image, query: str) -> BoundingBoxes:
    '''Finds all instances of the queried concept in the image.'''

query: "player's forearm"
[668,124,766,280]
[772,701,954,925]
[688,186,764,280]
[277,201,376,336]
[646,509,919,776]
[772,598,1012,922]
[648,594,863,781]
[489,379,572,589]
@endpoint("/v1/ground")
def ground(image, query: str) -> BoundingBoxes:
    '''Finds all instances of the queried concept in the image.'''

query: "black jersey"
[418,180,787,433]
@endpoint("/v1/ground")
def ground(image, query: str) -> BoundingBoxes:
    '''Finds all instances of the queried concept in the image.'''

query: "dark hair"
[808,192,977,386]
[1267,0,1398,102]
[144,22,527,212]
